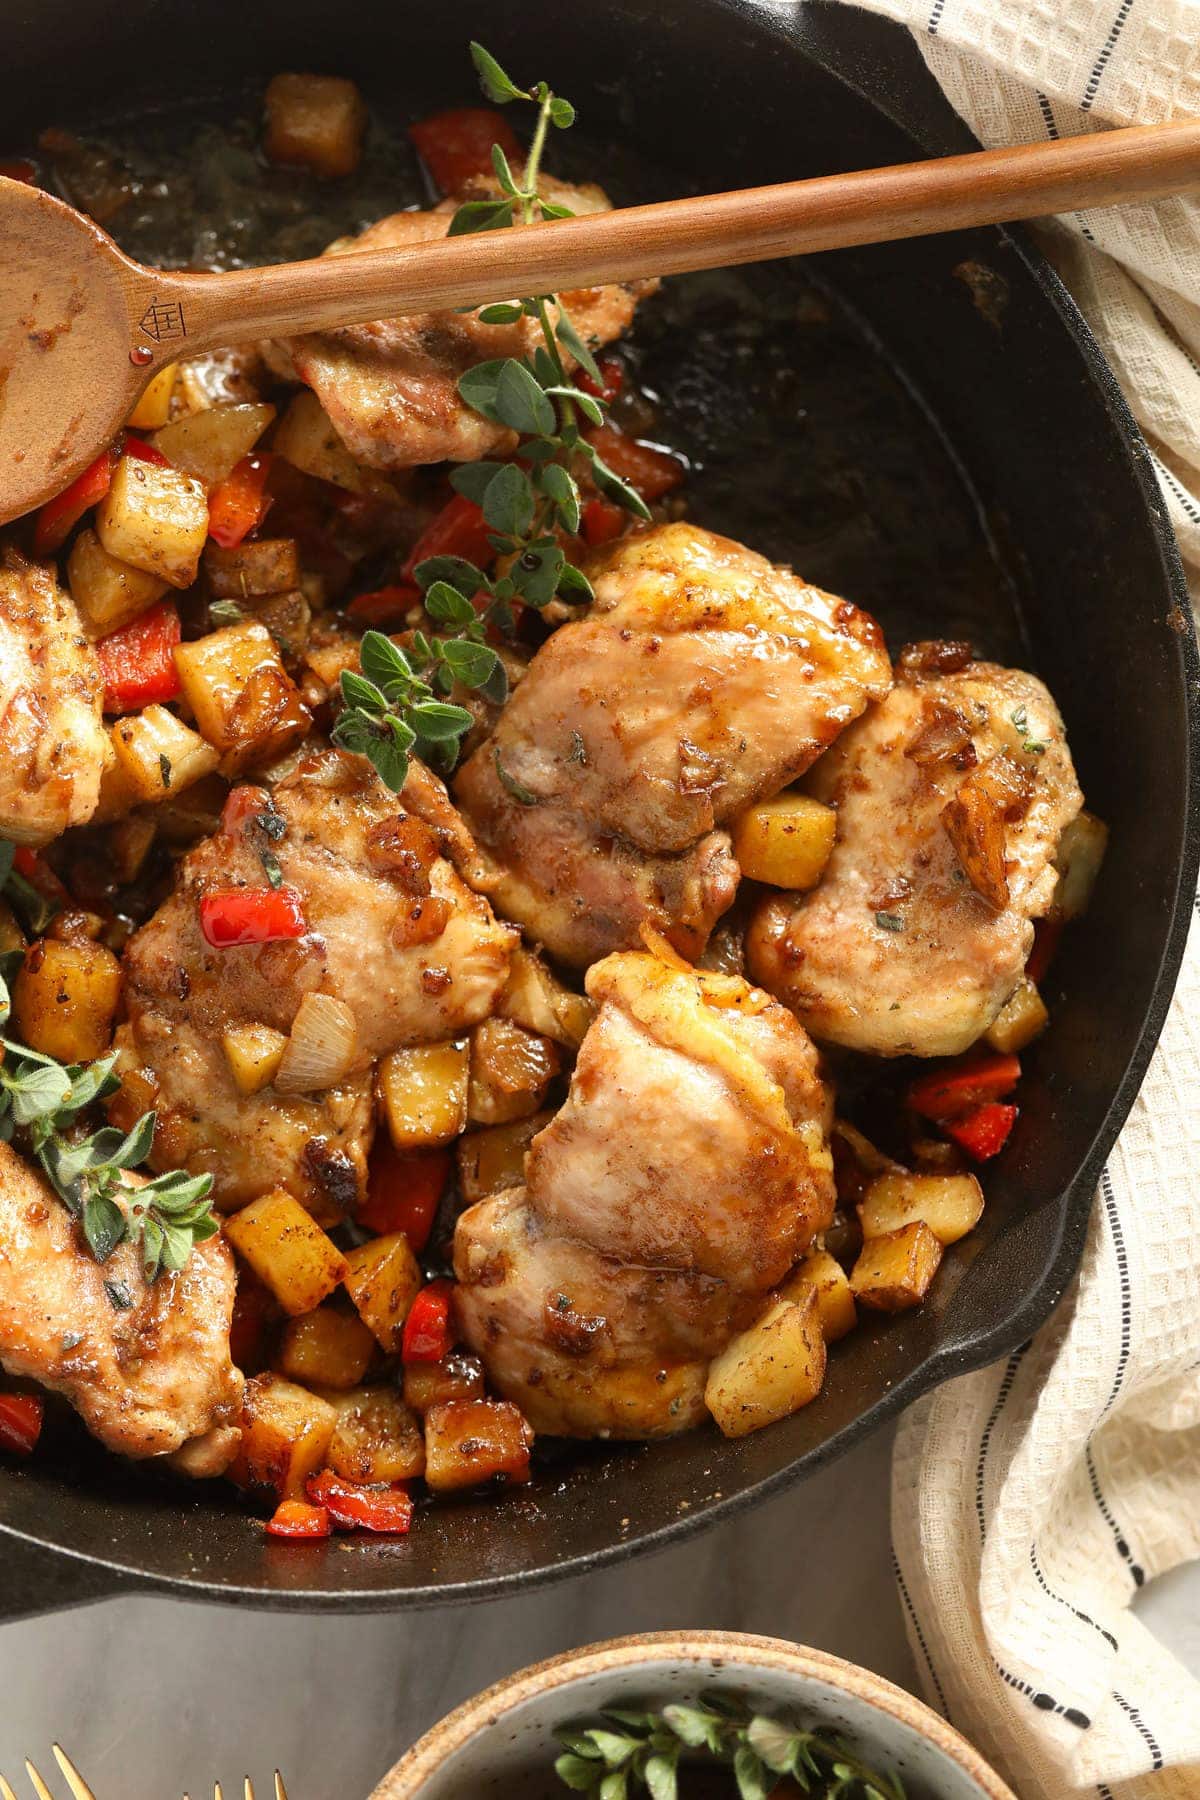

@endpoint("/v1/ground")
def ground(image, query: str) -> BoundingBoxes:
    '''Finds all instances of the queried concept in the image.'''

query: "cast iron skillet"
[0,0,1195,1618]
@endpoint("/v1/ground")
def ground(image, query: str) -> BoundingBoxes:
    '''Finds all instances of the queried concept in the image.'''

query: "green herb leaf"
[548,96,577,128]
[409,700,476,743]
[875,911,906,933]
[491,360,557,437]
[0,843,15,889]
[447,198,515,237]
[483,462,536,537]
[512,540,564,609]
[477,301,525,325]
[554,1757,599,1793]
[448,460,507,506]
[470,41,527,104]
[554,311,603,385]
[456,360,509,419]
[442,637,502,692]
[494,748,540,806]
[209,598,244,627]
[83,1193,126,1263]
[491,142,520,194]
[424,581,478,627]
[360,631,418,695]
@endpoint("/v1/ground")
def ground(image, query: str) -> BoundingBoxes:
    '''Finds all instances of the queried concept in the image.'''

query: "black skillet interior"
[0,0,1194,1614]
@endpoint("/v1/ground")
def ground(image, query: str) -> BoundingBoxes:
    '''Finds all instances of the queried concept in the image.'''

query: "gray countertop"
[0,1423,1195,1798]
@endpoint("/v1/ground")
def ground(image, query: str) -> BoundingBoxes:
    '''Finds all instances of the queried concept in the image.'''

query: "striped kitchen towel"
[831,1,1200,1794]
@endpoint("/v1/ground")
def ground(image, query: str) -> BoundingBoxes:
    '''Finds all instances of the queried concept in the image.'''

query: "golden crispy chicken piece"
[0,1143,242,1468]
[0,549,108,846]
[120,749,515,1217]
[455,523,892,967]
[454,950,834,1437]
[748,646,1084,1057]
[275,178,655,470]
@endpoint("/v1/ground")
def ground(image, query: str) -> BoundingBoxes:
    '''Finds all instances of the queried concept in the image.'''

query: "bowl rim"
[371,1629,1020,1799]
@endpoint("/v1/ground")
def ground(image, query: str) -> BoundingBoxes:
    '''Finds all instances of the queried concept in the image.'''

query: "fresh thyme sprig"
[554,1698,906,1800]
[334,40,651,794]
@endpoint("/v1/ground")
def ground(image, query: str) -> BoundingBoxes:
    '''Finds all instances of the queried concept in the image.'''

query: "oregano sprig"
[335,41,652,795]
[554,1698,906,1800]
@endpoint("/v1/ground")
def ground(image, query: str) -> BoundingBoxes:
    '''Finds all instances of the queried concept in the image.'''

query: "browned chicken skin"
[455,523,892,967]
[748,648,1084,1056]
[454,950,835,1437]
[276,178,656,471]
[120,749,515,1216]
[0,549,108,846]
[0,1144,242,1466]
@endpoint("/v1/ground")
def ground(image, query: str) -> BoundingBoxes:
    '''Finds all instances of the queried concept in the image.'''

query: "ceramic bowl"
[372,1631,1016,1800]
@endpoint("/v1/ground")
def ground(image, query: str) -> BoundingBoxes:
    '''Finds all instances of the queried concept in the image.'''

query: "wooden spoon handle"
[137,118,1200,357]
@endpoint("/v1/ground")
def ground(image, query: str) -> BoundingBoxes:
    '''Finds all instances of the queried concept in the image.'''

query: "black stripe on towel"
[1113,1692,1165,1771]
[1029,1542,1119,1649]
[926,0,948,35]
[974,1343,1032,1541]
[891,1549,953,1718]
[1097,1166,1132,1417]
[1086,1446,1145,1585]
[1081,1,1136,112]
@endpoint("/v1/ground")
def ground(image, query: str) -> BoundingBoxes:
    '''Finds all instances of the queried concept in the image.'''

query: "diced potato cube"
[850,1221,943,1312]
[731,793,837,890]
[126,360,178,429]
[152,402,276,488]
[264,73,368,179]
[249,589,311,665]
[456,1111,552,1204]
[778,1248,857,1343]
[704,1289,827,1438]
[1053,811,1108,920]
[986,977,1049,1053]
[12,938,122,1062]
[95,455,209,588]
[109,704,220,804]
[423,1398,534,1492]
[468,1018,560,1125]
[497,946,594,1049]
[222,1023,288,1097]
[276,1306,376,1390]
[859,1172,983,1246]
[173,621,311,776]
[224,1191,349,1317]
[67,528,168,636]
[327,1387,425,1483]
[402,1351,486,1417]
[230,1372,337,1499]
[155,772,228,845]
[343,1232,421,1353]
[273,391,394,498]
[205,538,301,599]
[378,1040,469,1149]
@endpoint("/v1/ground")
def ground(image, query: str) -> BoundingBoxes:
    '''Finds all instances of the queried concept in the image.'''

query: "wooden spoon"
[4,117,1200,527]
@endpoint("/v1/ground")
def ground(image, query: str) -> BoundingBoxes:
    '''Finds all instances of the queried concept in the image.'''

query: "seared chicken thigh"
[120,750,514,1215]
[748,647,1084,1057]
[276,179,655,470]
[0,549,108,846]
[455,523,891,966]
[454,950,835,1437]
[0,1143,242,1466]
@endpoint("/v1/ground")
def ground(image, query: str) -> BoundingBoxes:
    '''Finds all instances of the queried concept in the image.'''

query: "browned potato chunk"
[942,753,1032,910]
[402,1351,486,1417]
[222,1023,288,1097]
[497,946,593,1049]
[230,1372,337,1499]
[779,1248,857,1343]
[109,706,220,804]
[377,1040,469,1149]
[859,1173,984,1247]
[468,1018,560,1125]
[423,1398,534,1492]
[850,1221,943,1312]
[224,1191,349,1316]
[152,402,276,488]
[273,392,394,498]
[67,528,168,636]
[126,361,179,430]
[205,539,301,599]
[327,1387,425,1483]
[247,590,311,666]
[13,938,121,1063]
[173,621,311,776]
[1053,811,1108,919]
[95,454,209,588]
[704,1289,827,1438]
[263,73,368,179]
[732,793,837,890]
[456,1111,552,1204]
[276,1306,376,1390]
[986,976,1049,1054]
[343,1232,422,1353]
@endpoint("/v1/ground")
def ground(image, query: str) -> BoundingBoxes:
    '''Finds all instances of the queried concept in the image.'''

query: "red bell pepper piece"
[1027,916,1064,986]
[402,1278,455,1364]
[585,424,685,502]
[345,584,422,627]
[581,497,628,547]
[32,444,119,556]
[408,107,522,195]
[0,1393,44,1456]
[359,1142,449,1249]
[402,494,494,582]
[907,1052,1021,1124]
[199,886,307,949]
[305,1470,414,1535]
[578,356,624,404]
[265,1499,331,1540]
[220,785,273,836]
[122,436,170,468]
[94,599,182,714]
[208,453,273,550]
[943,1102,1018,1162]
[0,159,37,184]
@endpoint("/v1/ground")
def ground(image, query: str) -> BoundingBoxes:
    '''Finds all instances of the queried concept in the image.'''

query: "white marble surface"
[0,1424,1195,1798]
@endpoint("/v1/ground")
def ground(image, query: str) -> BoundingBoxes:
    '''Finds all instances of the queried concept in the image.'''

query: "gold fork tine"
[51,1749,95,1800]
[275,1778,288,1800]
[244,1784,254,1800]
[24,1764,55,1800]
[214,1787,224,1800]
[0,1778,18,1800]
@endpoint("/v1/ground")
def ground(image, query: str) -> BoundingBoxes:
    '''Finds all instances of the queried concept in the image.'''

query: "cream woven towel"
[828,2,1200,1795]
